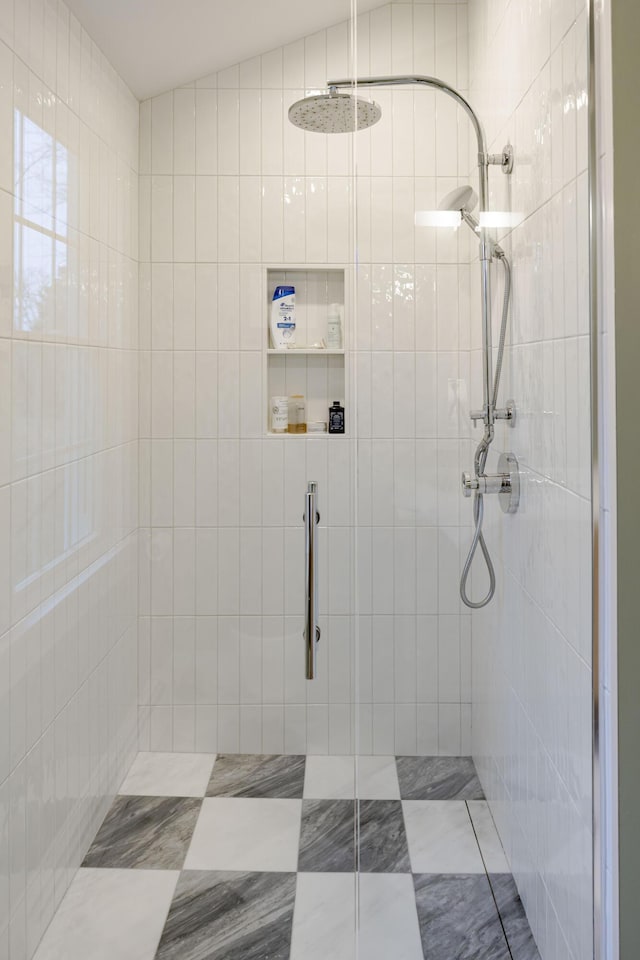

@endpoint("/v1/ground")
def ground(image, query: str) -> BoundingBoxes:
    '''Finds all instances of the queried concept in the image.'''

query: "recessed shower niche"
[264,266,349,435]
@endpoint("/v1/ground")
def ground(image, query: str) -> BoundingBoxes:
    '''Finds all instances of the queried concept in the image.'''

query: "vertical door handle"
[304,481,320,679]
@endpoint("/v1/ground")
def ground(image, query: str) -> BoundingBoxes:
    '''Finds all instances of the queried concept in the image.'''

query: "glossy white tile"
[470,3,594,954]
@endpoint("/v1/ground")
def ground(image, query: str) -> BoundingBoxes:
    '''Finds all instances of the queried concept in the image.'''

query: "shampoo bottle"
[328,401,345,434]
[270,285,296,348]
[327,303,343,349]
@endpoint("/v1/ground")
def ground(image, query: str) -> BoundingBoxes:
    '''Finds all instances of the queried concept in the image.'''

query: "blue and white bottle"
[270,285,296,348]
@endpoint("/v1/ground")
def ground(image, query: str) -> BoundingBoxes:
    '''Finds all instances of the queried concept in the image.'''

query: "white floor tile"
[290,873,356,960]
[303,756,400,799]
[403,801,485,873]
[358,757,401,799]
[467,800,510,873]
[184,797,301,871]
[119,752,216,797]
[33,869,179,960]
[358,874,423,960]
[304,756,355,799]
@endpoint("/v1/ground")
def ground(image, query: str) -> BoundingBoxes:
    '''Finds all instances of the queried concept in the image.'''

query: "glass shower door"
[350,4,596,960]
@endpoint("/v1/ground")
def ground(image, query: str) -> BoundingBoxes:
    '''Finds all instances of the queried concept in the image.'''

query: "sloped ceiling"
[65,0,387,100]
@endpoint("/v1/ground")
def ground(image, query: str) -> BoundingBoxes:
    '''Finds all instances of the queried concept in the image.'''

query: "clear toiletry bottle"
[328,401,345,434]
[288,395,307,434]
[327,303,343,350]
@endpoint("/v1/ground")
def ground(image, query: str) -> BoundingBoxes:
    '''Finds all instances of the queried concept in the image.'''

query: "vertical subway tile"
[151,91,174,175]
[173,88,196,175]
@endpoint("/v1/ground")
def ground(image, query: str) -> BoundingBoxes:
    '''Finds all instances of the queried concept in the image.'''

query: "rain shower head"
[288,92,382,133]
[438,185,478,214]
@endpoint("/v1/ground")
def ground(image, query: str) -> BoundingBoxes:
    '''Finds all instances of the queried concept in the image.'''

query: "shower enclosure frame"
[587,0,605,957]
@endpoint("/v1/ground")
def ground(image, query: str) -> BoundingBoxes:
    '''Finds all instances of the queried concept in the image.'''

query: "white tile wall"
[0,0,602,955]
[468,2,593,959]
[138,2,474,759]
[0,2,139,957]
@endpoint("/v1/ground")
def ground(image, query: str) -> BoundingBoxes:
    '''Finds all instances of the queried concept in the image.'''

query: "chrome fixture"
[439,184,478,213]
[462,452,520,515]
[488,144,514,174]
[457,229,516,608]
[290,75,518,609]
[288,91,382,133]
[304,481,320,680]
[469,400,516,428]
[438,183,510,260]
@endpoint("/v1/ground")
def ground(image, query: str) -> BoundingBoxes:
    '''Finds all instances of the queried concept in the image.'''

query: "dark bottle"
[328,400,345,434]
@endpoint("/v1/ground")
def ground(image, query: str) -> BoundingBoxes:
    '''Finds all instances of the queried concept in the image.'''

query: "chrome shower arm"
[327,75,489,206]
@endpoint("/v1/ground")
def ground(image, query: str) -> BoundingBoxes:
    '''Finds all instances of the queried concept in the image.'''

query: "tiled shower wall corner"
[137,1,477,756]
[468,1,593,959]
[0,0,140,956]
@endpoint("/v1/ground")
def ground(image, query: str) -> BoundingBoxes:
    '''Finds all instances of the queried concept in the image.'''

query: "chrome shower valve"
[461,472,508,496]
[461,452,520,514]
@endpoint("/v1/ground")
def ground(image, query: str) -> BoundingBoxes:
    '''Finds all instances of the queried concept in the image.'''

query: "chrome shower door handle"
[304,481,321,680]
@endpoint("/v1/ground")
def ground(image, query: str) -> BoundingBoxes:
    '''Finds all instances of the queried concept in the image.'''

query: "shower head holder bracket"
[469,400,516,429]
[487,143,514,175]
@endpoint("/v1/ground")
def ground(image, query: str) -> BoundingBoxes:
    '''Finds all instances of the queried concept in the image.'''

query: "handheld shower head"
[288,91,382,133]
[438,184,481,235]
[438,185,478,214]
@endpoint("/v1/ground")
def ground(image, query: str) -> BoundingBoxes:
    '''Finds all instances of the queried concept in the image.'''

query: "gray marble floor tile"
[396,757,485,800]
[206,754,306,798]
[489,874,542,960]
[155,870,296,960]
[82,796,201,870]
[359,800,411,873]
[413,873,511,960]
[298,800,356,872]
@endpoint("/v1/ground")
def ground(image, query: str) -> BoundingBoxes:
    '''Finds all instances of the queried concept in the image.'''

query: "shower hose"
[459,251,511,609]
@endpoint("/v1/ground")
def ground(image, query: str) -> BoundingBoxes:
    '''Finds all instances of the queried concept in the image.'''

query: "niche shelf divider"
[263,265,351,437]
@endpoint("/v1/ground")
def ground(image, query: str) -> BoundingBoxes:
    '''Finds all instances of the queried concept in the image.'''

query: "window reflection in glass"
[12,105,95,586]
[14,108,68,335]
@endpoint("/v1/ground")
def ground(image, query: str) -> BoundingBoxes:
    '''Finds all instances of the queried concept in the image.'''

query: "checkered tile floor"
[33,753,540,960]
